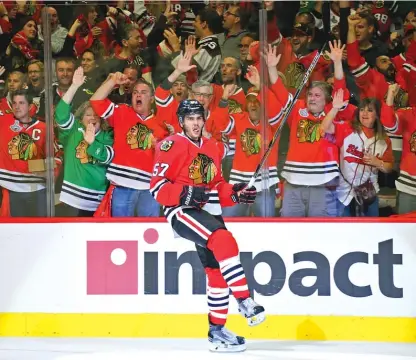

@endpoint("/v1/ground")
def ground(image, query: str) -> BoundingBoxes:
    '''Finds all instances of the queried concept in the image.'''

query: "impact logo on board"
[86,230,403,298]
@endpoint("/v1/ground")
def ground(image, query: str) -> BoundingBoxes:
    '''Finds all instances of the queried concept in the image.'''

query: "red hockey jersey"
[347,41,408,107]
[272,31,331,98]
[371,3,393,41]
[0,113,61,192]
[403,62,416,109]
[155,84,231,143]
[271,77,351,186]
[347,40,408,150]
[392,53,406,72]
[210,84,247,157]
[90,99,168,190]
[382,105,416,196]
[222,81,288,191]
[150,133,234,222]
[204,107,231,142]
[0,96,38,119]
[210,84,246,114]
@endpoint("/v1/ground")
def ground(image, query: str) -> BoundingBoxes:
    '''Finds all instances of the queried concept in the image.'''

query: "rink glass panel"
[36,1,271,218]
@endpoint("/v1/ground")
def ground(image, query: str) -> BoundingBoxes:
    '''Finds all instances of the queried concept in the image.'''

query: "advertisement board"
[0,220,415,341]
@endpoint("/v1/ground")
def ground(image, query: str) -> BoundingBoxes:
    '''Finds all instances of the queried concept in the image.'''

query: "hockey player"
[150,99,265,352]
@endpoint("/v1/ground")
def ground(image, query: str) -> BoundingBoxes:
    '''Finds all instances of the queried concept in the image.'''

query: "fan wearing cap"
[150,98,264,352]
[262,2,330,98]
[220,64,286,217]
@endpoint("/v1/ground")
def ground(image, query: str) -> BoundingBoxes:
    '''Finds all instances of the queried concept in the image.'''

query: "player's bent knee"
[207,229,239,262]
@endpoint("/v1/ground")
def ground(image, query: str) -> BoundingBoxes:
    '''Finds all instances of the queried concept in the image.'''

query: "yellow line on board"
[0,313,415,342]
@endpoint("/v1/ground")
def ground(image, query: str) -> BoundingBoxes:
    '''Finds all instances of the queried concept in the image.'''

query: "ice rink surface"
[0,338,415,360]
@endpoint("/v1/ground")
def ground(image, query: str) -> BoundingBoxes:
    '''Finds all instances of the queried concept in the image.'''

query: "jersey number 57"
[153,163,169,177]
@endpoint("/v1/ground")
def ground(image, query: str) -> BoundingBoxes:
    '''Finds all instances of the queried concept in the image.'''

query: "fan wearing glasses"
[218,5,250,60]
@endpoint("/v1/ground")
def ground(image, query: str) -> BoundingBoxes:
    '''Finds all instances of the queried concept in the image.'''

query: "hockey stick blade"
[247,42,328,189]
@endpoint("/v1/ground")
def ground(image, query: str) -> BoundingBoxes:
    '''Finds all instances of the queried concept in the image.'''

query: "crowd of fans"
[0,0,414,218]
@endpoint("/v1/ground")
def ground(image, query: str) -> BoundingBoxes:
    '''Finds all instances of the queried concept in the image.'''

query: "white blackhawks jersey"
[171,35,221,82]
[334,122,393,205]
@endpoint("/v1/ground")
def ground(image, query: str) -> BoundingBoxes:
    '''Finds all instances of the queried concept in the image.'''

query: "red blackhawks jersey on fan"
[271,77,352,186]
[392,53,407,72]
[210,84,246,114]
[271,30,331,98]
[222,81,289,191]
[150,133,234,222]
[346,40,409,150]
[210,84,247,157]
[347,41,408,108]
[382,105,416,196]
[0,113,58,192]
[90,99,168,190]
[371,2,393,40]
[155,84,231,142]
[0,96,38,118]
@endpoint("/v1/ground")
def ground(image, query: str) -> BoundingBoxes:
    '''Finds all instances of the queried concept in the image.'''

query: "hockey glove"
[231,183,257,204]
[180,186,210,209]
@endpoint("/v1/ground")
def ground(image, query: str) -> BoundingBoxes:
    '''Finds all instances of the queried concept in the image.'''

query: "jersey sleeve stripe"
[57,113,75,130]
[194,48,214,71]
[383,113,399,133]
[101,145,115,165]
[268,108,283,126]
[222,116,235,135]
[283,93,294,110]
[270,32,283,47]
[150,178,169,199]
[351,62,369,77]
[222,143,230,158]
[155,94,174,107]
[101,102,115,119]
[403,63,416,72]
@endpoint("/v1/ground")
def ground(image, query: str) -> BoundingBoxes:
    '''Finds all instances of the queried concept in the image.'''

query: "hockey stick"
[247,42,328,188]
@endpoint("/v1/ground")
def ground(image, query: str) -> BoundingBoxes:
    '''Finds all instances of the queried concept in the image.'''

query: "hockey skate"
[208,325,246,353]
[238,297,266,326]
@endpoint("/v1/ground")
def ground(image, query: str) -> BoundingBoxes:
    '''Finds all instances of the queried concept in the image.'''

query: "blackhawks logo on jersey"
[160,140,174,152]
[8,133,37,160]
[127,123,154,150]
[189,153,218,185]
[410,131,416,154]
[241,128,261,156]
[297,119,322,143]
[383,87,408,110]
[228,99,243,114]
[75,140,96,164]
[374,0,384,8]
[284,62,305,89]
